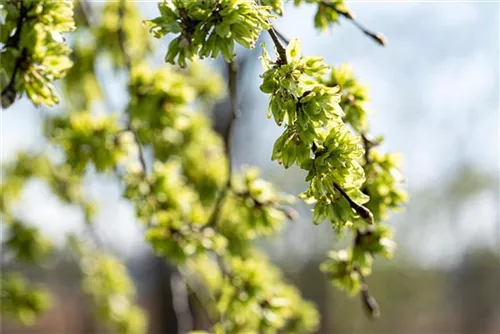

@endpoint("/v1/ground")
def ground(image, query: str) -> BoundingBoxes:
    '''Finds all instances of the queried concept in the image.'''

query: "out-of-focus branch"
[354,264,380,319]
[171,273,194,333]
[1,3,27,108]
[207,61,239,227]
[117,0,133,71]
[272,27,290,45]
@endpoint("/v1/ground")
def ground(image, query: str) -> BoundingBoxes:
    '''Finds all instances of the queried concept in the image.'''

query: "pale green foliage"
[0,0,75,108]
[95,1,152,68]
[63,43,102,110]
[261,39,370,228]
[46,112,129,173]
[145,0,274,66]
[260,0,284,15]
[320,225,395,295]
[364,150,408,222]
[218,168,294,242]
[4,221,53,263]
[81,253,147,334]
[293,0,350,30]
[260,37,407,301]
[322,64,370,133]
[127,63,227,203]
[124,161,228,263]
[189,253,320,333]
[0,274,52,326]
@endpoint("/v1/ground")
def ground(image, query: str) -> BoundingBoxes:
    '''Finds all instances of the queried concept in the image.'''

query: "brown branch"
[1,3,28,108]
[267,27,287,64]
[206,61,239,226]
[272,27,290,45]
[117,0,132,71]
[321,1,386,46]
[333,183,374,224]
[170,273,194,333]
[354,265,380,319]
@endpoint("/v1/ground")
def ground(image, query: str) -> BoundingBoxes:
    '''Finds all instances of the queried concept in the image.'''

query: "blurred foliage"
[80,252,147,334]
[0,274,52,326]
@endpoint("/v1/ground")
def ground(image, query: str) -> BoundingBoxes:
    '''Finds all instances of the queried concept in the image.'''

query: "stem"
[321,1,386,46]
[226,61,238,180]
[206,61,239,226]
[272,27,290,45]
[333,183,373,224]
[267,27,287,64]
[1,3,27,108]
[361,133,378,165]
[170,273,194,333]
[354,265,380,319]
[117,0,132,71]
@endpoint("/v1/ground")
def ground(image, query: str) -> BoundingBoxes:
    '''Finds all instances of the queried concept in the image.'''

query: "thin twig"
[117,0,132,71]
[354,265,380,319]
[333,183,373,224]
[1,3,27,108]
[116,0,148,174]
[267,27,287,64]
[361,133,379,165]
[206,61,239,226]
[171,273,194,334]
[321,1,386,46]
[127,124,148,174]
[226,61,238,178]
[272,27,290,45]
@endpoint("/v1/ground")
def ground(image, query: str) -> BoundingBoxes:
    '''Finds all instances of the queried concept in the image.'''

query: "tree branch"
[321,1,386,46]
[170,273,194,333]
[272,27,290,45]
[354,264,380,319]
[267,27,287,64]
[117,0,133,71]
[1,3,28,108]
[333,183,374,224]
[206,61,239,226]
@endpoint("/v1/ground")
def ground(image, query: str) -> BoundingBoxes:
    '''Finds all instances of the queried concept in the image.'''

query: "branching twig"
[321,1,386,46]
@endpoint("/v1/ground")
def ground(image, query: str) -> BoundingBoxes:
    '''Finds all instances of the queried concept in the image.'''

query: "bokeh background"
[2,1,499,333]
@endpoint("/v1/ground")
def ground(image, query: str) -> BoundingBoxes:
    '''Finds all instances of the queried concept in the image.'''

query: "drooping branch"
[321,1,386,46]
